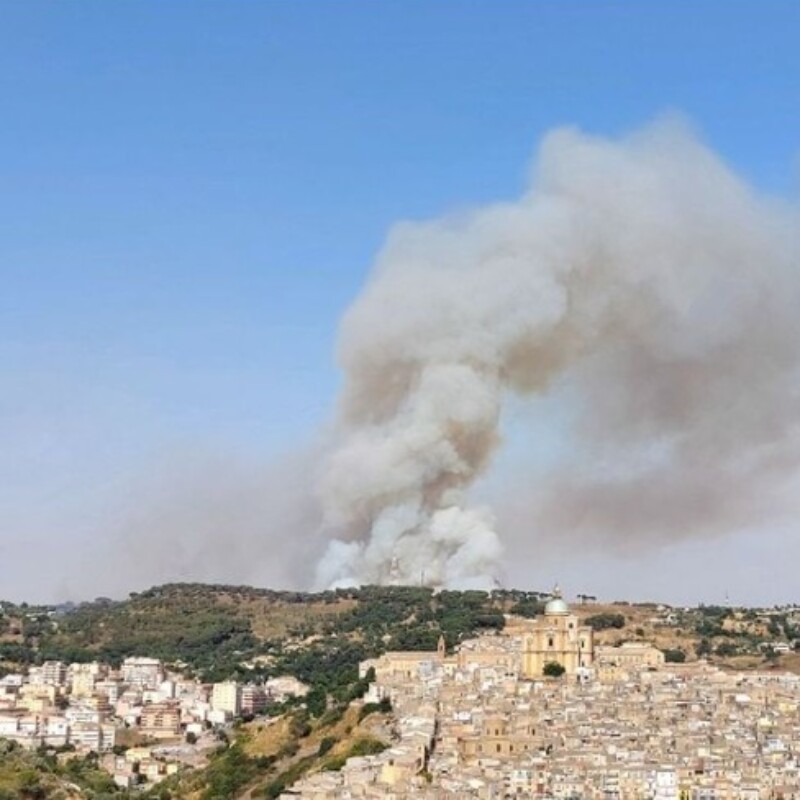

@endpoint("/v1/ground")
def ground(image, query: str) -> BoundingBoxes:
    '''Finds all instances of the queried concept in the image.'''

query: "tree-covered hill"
[4,585,799,689]
[0,584,534,686]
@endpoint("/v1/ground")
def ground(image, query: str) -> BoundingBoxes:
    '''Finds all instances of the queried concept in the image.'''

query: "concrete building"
[595,641,666,677]
[263,676,309,701]
[70,721,116,752]
[211,681,240,717]
[69,662,105,697]
[121,657,164,690]
[240,684,269,715]
[40,661,67,687]
[361,636,449,682]
[140,702,181,738]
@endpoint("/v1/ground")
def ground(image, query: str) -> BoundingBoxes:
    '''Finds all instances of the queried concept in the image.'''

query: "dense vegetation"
[585,613,626,631]
[0,584,533,692]
[687,605,800,660]
[0,740,152,799]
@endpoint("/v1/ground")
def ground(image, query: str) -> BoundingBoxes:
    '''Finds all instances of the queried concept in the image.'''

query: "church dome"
[544,585,569,615]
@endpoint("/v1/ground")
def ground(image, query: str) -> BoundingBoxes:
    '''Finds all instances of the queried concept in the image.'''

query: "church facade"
[521,588,594,678]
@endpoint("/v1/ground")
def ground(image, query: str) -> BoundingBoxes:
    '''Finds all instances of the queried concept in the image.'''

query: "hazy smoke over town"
[313,118,800,590]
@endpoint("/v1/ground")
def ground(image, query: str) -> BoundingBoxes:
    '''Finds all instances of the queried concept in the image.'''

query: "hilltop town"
[289,590,800,799]
[2,584,800,798]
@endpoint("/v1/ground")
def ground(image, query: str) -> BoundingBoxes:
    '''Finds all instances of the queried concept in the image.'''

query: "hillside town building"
[0,653,308,790]
[288,592,800,800]
[521,586,595,677]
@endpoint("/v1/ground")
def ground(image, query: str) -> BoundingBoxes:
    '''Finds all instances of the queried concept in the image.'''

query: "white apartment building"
[211,681,240,716]
[95,679,121,703]
[0,713,20,737]
[69,662,105,697]
[121,657,164,690]
[70,721,116,752]
[66,705,103,725]
[41,661,67,687]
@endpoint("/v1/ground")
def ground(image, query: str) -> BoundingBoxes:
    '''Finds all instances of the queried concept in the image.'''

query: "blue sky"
[1,2,798,602]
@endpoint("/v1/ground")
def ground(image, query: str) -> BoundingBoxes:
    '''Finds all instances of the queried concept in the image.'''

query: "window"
[548,637,554,648]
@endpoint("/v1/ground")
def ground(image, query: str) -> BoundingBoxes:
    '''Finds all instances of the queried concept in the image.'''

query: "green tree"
[715,641,737,657]
[696,639,712,657]
[663,649,686,663]
[585,613,625,631]
[305,687,327,718]
[317,736,337,757]
[543,661,566,678]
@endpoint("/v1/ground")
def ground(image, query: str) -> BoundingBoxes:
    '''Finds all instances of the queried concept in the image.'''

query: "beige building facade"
[211,681,240,716]
[521,588,594,678]
[361,636,449,682]
[595,641,666,681]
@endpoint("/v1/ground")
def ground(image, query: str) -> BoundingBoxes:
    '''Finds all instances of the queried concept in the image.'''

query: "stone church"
[521,587,594,678]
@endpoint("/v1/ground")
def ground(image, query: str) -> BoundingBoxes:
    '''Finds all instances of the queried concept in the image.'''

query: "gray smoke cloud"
[314,117,800,590]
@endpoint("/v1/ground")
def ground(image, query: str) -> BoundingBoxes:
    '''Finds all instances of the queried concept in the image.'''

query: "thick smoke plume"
[314,118,800,590]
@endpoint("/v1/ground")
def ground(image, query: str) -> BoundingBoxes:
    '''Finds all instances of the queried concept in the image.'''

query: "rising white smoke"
[314,117,800,589]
